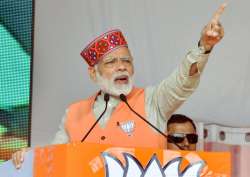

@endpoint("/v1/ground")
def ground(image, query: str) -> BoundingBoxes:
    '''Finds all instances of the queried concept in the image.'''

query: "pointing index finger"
[211,3,227,24]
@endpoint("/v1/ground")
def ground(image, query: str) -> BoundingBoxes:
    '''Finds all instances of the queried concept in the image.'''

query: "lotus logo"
[102,152,204,177]
[119,120,135,136]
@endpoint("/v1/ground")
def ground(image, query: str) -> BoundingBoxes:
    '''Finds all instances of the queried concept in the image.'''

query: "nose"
[116,59,127,71]
[181,137,190,149]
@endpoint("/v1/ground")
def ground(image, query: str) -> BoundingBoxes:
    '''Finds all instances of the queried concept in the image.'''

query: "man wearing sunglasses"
[167,114,198,151]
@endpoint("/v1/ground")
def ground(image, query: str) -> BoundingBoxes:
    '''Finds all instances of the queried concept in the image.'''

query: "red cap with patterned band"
[80,29,128,66]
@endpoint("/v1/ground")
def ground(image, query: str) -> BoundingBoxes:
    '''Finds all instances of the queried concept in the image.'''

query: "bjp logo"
[102,152,205,177]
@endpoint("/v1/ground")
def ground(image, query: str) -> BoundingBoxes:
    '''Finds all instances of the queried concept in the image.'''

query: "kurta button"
[101,136,106,140]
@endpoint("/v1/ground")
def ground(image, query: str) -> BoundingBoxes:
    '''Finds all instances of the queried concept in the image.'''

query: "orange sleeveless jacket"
[65,88,166,148]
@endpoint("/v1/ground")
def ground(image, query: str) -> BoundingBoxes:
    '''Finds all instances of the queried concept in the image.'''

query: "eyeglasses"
[167,133,198,144]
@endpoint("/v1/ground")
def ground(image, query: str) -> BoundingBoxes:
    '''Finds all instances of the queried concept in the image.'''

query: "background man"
[167,114,198,151]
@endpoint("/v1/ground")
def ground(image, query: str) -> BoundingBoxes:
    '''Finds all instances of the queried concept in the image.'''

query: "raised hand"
[200,3,227,52]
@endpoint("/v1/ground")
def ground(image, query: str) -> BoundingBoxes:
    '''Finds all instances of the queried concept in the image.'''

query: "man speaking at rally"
[12,3,226,168]
[52,3,226,146]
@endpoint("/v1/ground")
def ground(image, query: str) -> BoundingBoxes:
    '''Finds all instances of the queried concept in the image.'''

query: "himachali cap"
[80,29,128,66]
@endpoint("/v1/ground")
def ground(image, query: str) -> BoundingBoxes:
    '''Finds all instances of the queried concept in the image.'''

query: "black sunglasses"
[167,133,198,144]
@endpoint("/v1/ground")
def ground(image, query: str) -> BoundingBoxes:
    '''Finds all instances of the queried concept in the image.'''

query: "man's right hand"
[12,148,29,169]
[199,3,227,52]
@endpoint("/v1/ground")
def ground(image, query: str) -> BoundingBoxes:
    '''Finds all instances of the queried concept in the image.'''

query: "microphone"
[119,94,184,150]
[81,93,110,142]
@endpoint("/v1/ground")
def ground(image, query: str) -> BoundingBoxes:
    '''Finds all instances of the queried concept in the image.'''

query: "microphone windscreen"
[119,94,127,102]
[104,93,110,102]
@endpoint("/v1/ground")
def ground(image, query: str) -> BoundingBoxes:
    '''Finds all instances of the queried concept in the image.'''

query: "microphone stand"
[81,93,110,142]
[119,94,184,150]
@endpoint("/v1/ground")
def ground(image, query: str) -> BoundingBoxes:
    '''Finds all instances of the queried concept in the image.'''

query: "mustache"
[111,72,130,80]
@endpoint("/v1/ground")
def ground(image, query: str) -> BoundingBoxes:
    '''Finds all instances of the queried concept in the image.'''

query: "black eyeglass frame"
[167,133,198,144]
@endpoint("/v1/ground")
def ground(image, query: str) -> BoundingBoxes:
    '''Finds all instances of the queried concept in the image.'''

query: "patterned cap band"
[80,29,128,66]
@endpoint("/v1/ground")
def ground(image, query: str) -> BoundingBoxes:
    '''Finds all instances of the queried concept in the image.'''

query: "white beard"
[95,69,134,96]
